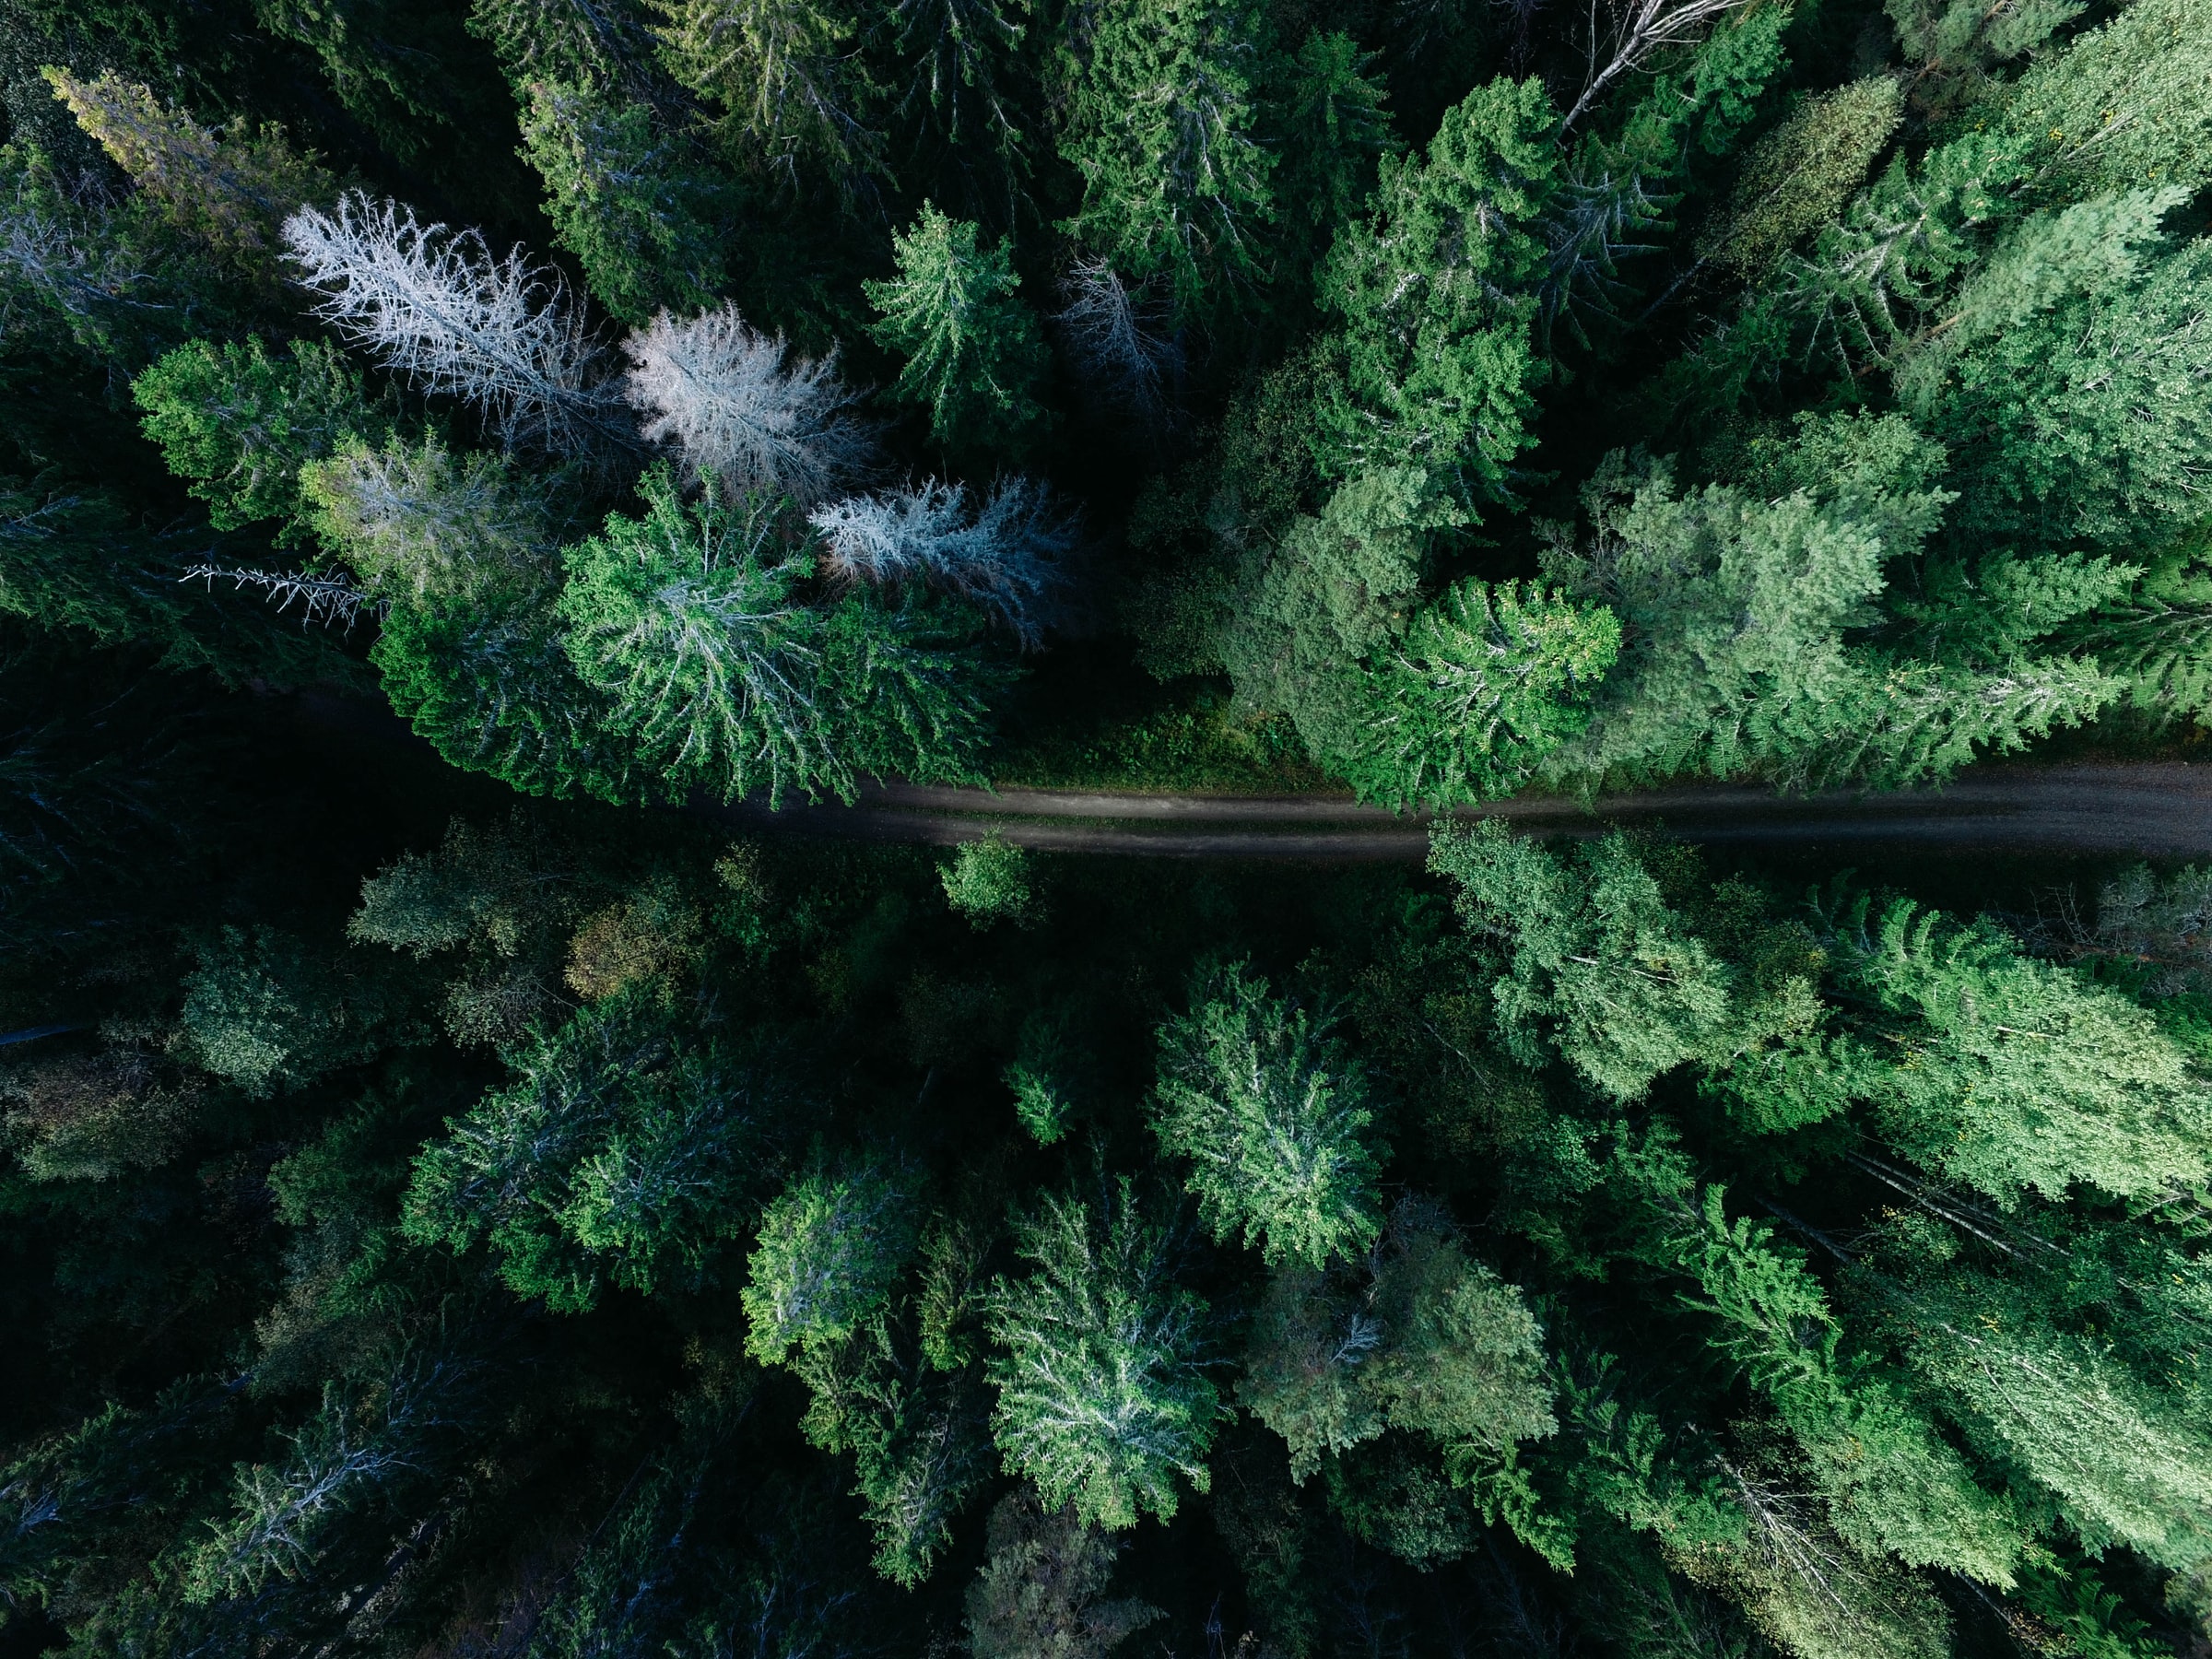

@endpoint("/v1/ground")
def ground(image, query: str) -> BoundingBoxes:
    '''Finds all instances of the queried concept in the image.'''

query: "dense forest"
[5,0,2212,1653]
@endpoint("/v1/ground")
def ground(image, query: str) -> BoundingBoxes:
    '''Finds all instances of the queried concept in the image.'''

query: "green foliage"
[652,0,883,194]
[1217,465,1430,774]
[1338,577,1621,807]
[178,924,416,1094]
[1269,31,1397,298]
[985,1176,1218,1529]
[516,76,728,326]
[1150,959,1383,1267]
[1430,822,1746,1100]
[865,202,1048,454]
[557,468,826,805]
[2065,532,2212,725]
[18,0,2212,1647]
[1539,427,2118,792]
[301,430,560,603]
[941,831,1037,928]
[134,335,388,535]
[404,989,781,1308]
[43,66,335,286]
[964,1488,1162,1659]
[1933,229,2212,555]
[1887,0,2081,119]
[1699,77,1901,281]
[742,1158,917,1368]
[1054,0,1275,320]
[1981,0,2212,200]
[1821,890,2212,1204]
[1315,75,1556,507]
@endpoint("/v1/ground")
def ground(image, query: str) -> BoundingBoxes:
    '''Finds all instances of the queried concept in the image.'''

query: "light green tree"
[1429,822,1743,1100]
[984,1177,1218,1529]
[1818,890,2212,1204]
[1150,960,1383,1267]
[1537,425,2118,793]
[940,832,1037,928]
[134,336,390,537]
[743,1159,918,1368]
[556,466,827,804]
[1338,578,1621,808]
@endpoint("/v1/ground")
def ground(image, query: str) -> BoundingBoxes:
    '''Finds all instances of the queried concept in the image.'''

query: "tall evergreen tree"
[865,203,1048,457]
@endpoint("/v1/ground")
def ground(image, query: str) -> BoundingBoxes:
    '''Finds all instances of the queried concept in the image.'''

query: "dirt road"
[700,762,2212,860]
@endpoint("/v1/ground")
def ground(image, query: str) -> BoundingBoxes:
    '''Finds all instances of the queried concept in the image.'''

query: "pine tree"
[1933,228,2212,555]
[1886,0,2082,120]
[985,1176,1218,1529]
[1431,821,1756,1099]
[888,0,1031,225]
[651,0,885,196]
[964,1488,1162,1659]
[1696,76,1902,282]
[814,583,1008,788]
[1336,578,1621,808]
[300,430,559,602]
[1054,0,1276,322]
[864,202,1048,456]
[742,1159,918,1371]
[404,988,772,1308]
[1240,1210,1555,1486]
[1149,960,1384,1268]
[2066,529,2212,727]
[1818,890,2212,1204]
[1217,465,1432,777]
[515,76,730,326]
[1604,1125,2027,1584]
[1536,425,2117,792]
[42,67,335,288]
[1268,31,1397,299]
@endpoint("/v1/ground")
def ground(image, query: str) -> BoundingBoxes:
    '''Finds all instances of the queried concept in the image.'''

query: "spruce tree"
[985,1176,1218,1529]
[1054,0,1276,321]
[1149,960,1384,1268]
[865,203,1048,456]
[1315,75,1557,508]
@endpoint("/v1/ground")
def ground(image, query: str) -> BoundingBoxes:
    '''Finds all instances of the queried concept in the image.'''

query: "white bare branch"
[281,191,624,457]
[809,476,1082,650]
[1560,0,1760,132]
[182,565,383,630]
[1050,254,1182,432]
[620,303,878,509]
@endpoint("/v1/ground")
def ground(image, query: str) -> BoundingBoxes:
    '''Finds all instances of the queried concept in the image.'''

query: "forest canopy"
[5,0,2212,1653]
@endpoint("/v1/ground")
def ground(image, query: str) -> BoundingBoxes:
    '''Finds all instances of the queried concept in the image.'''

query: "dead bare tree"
[1559,0,1760,132]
